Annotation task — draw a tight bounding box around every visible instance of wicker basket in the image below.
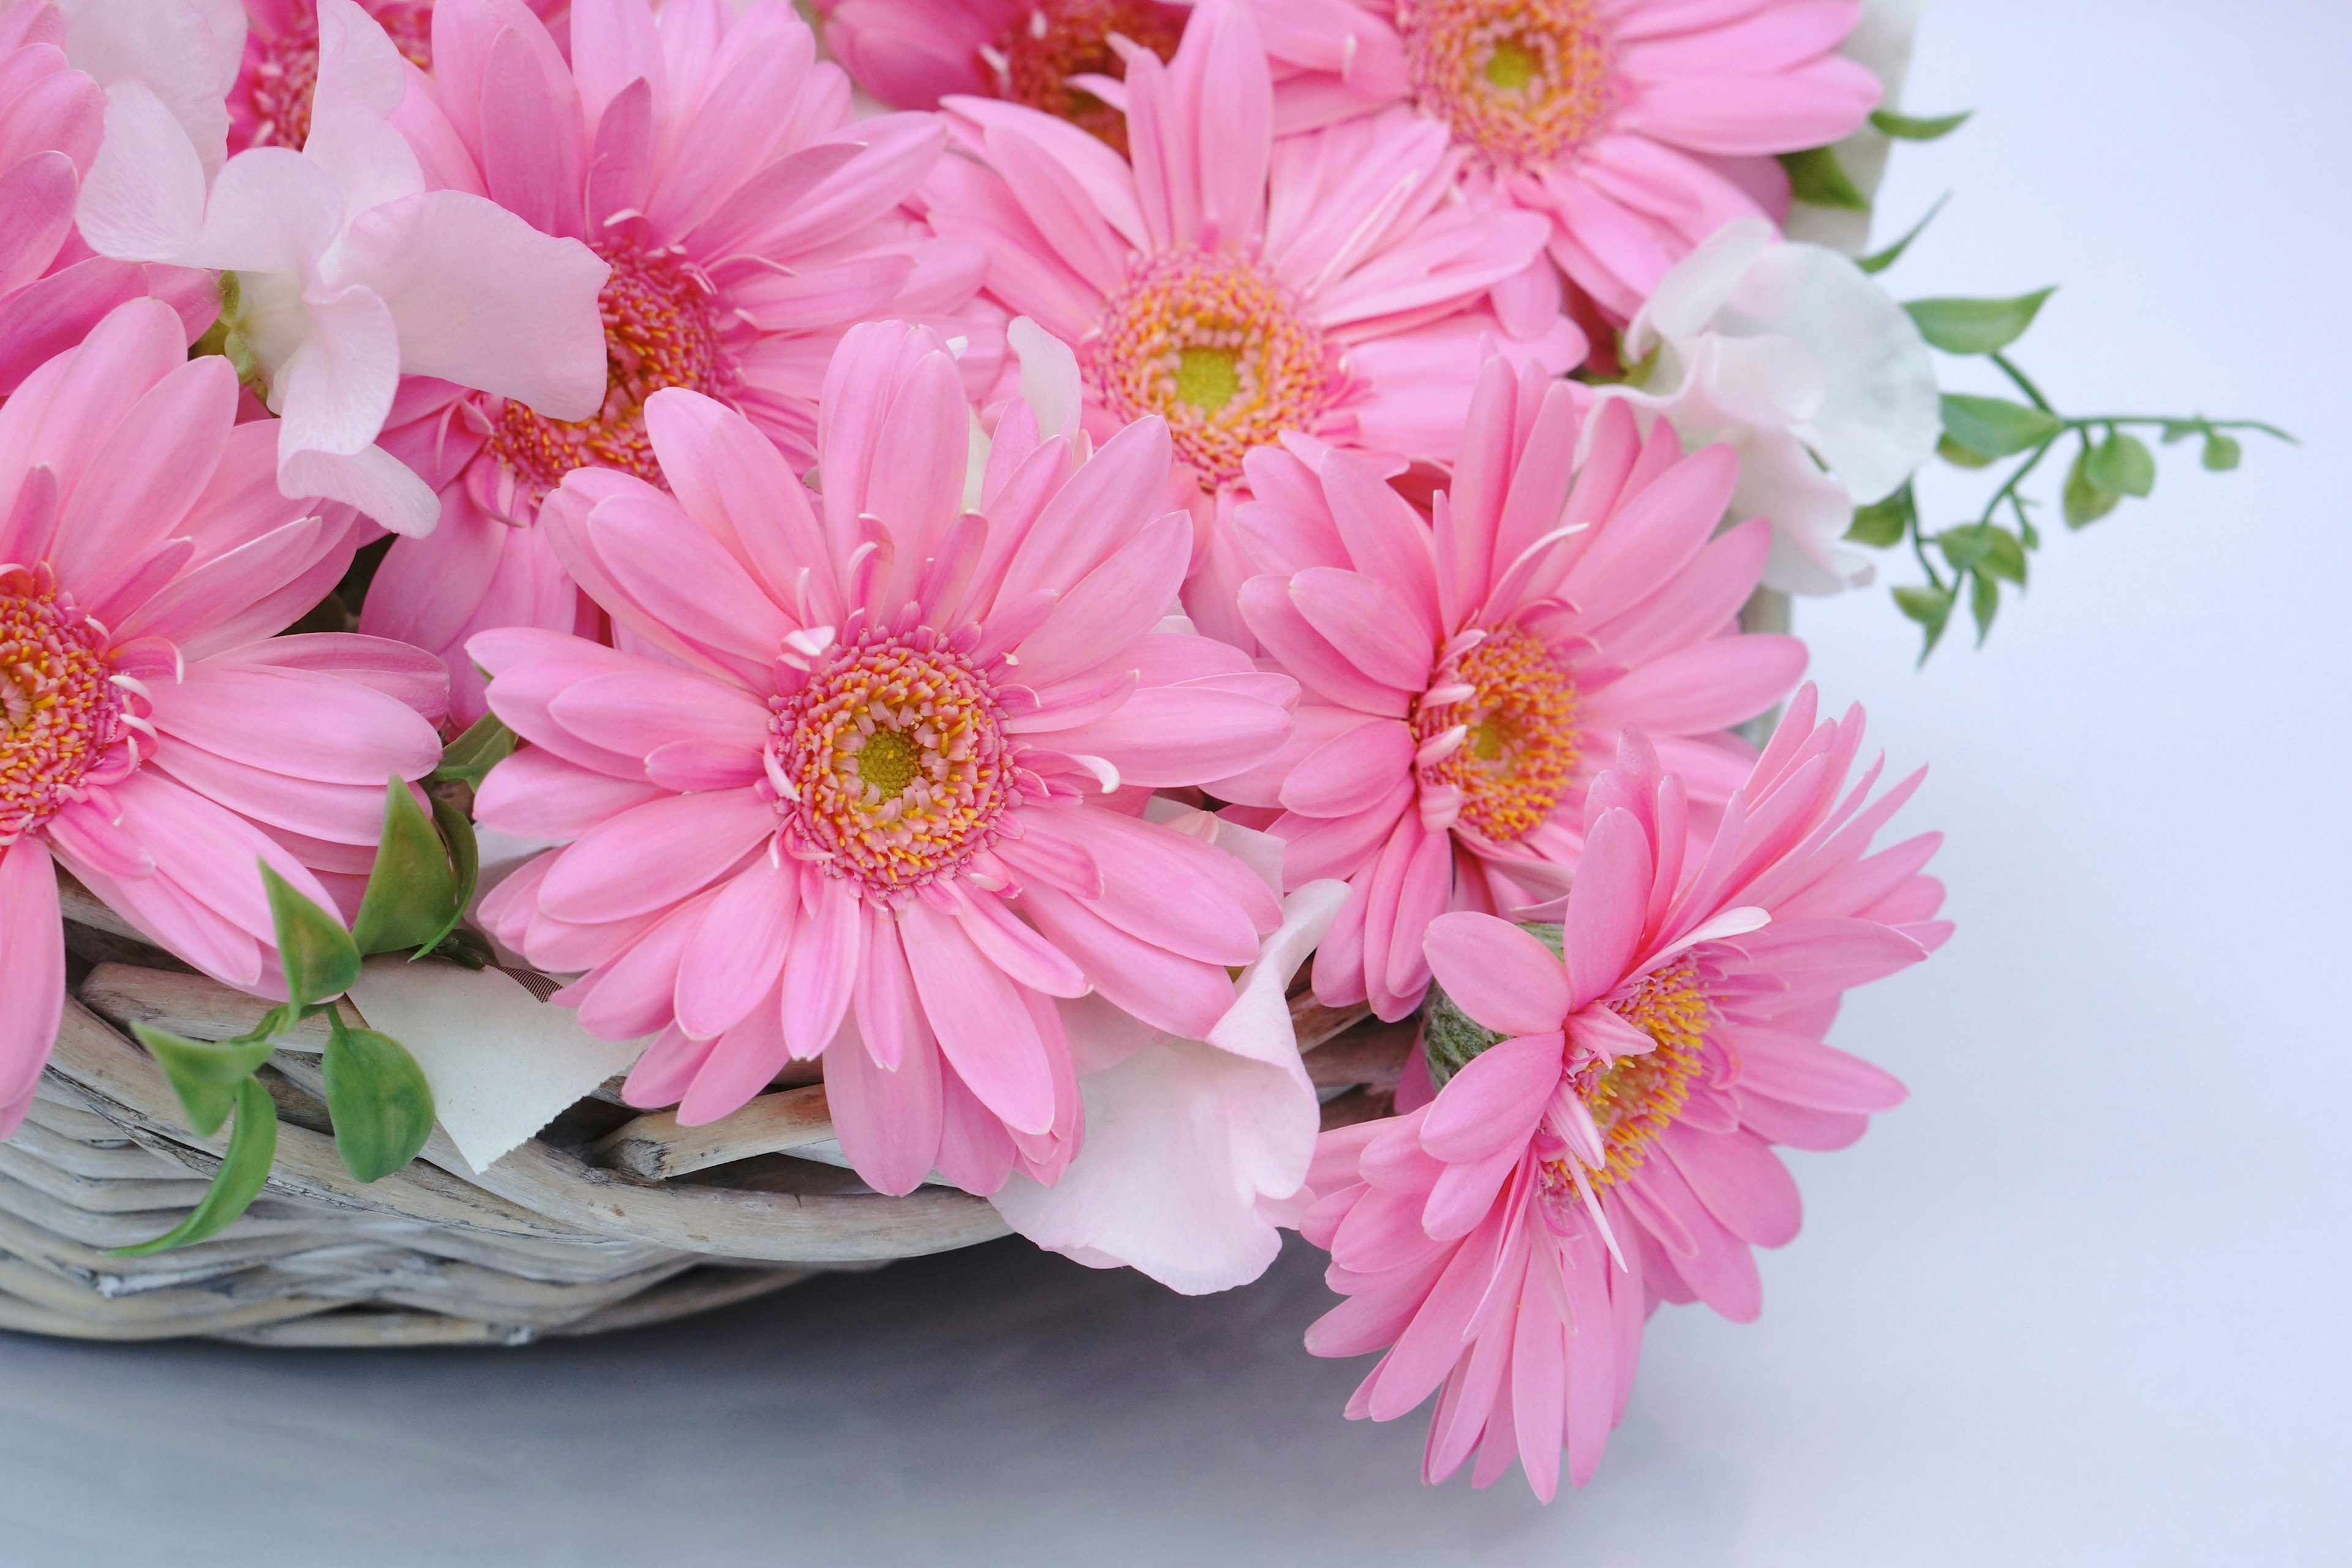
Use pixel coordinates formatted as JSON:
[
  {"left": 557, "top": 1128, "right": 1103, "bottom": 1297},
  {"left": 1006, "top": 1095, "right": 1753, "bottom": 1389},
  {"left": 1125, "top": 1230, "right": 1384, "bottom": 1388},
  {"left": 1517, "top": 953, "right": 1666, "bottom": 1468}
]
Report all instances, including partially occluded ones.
[{"left": 6, "top": 882, "right": 1404, "bottom": 1347}]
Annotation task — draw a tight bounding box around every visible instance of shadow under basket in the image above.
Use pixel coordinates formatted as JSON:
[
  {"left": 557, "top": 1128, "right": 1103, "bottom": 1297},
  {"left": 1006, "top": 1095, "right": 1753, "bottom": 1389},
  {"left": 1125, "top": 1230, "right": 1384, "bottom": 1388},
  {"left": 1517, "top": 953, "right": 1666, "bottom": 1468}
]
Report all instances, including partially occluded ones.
[{"left": 5, "top": 888, "right": 1409, "bottom": 1348}]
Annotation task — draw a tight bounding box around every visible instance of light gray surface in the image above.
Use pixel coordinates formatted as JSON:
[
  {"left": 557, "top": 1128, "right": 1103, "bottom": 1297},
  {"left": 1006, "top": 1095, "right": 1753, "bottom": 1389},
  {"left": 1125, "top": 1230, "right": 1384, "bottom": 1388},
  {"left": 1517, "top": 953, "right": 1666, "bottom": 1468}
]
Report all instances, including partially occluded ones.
[{"left": 3, "top": 2, "right": 2346, "bottom": 1562}]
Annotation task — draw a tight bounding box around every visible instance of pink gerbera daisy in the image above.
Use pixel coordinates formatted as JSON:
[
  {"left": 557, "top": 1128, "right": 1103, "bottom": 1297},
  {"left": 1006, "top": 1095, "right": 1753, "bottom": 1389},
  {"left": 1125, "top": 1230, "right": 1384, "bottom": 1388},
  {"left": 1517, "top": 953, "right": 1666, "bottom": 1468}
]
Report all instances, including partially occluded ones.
[
  {"left": 0, "top": 2, "right": 216, "bottom": 395},
  {"left": 1208, "top": 356, "right": 1804, "bottom": 1019},
  {"left": 1300, "top": 690, "right": 1949, "bottom": 1498},
  {"left": 819, "top": 0, "right": 1185, "bottom": 154},
  {"left": 356, "top": 0, "right": 992, "bottom": 723},
  {"left": 472, "top": 320, "right": 1295, "bottom": 1197},
  {"left": 0, "top": 300, "right": 448, "bottom": 1133},
  {"left": 922, "top": 0, "right": 1584, "bottom": 644},
  {"left": 1246, "top": 0, "right": 1882, "bottom": 320}
]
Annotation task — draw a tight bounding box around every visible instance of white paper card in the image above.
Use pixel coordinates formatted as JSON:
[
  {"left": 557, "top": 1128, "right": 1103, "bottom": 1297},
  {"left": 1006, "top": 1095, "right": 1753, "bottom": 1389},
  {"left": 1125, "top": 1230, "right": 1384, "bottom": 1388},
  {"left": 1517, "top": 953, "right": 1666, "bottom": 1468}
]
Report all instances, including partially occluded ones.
[{"left": 347, "top": 958, "right": 649, "bottom": 1172}]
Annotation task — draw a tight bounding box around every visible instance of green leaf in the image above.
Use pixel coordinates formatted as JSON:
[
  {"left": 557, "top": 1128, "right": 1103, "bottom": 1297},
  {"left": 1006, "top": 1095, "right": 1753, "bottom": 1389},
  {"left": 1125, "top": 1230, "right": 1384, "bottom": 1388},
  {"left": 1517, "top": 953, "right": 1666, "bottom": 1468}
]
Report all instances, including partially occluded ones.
[
  {"left": 1858, "top": 194, "right": 1949, "bottom": 276},
  {"left": 2160, "top": 420, "right": 2202, "bottom": 445},
  {"left": 417, "top": 791, "right": 483, "bottom": 958},
  {"left": 132, "top": 1021, "right": 277, "bottom": 1138},
  {"left": 1893, "top": 583, "right": 1956, "bottom": 659},
  {"left": 2203, "top": 432, "right": 2243, "bottom": 471},
  {"left": 1846, "top": 483, "right": 1915, "bottom": 546},
  {"left": 351, "top": 778, "right": 459, "bottom": 957},
  {"left": 1871, "top": 107, "right": 1973, "bottom": 141},
  {"left": 111, "top": 1076, "right": 278, "bottom": 1256},
  {"left": 1969, "top": 570, "right": 2000, "bottom": 644},
  {"left": 1979, "top": 526, "right": 2028, "bottom": 585},
  {"left": 2086, "top": 432, "right": 2157, "bottom": 497},
  {"left": 1941, "top": 394, "right": 2064, "bottom": 458},
  {"left": 429, "top": 712, "right": 518, "bottom": 788},
  {"left": 1779, "top": 145, "right": 1869, "bottom": 211},
  {"left": 2064, "top": 446, "right": 2123, "bottom": 528},
  {"left": 1937, "top": 522, "right": 1996, "bottom": 576},
  {"left": 261, "top": 862, "right": 361, "bottom": 1008},
  {"left": 1937, "top": 432, "right": 1997, "bottom": 470},
  {"left": 1904, "top": 289, "right": 2055, "bottom": 355},
  {"left": 323, "top": 1018, "right": 437, "bottom": 1182}
]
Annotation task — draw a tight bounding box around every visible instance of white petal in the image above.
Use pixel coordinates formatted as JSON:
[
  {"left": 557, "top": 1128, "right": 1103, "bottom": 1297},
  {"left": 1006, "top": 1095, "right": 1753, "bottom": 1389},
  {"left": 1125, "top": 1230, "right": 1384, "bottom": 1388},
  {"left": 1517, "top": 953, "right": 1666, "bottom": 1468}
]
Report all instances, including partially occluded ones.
[
  {"left": 1205, "top": 879, "right": 1349, "bottom": 1070},
  {"left": 58, "top": 0, "right": 242, "bottom": 177},
  {"left": 273, "top": 281, "right": 399, "bottom": 456},
  {"left": 1623, "top": 215, "right": 1775, "bottom": 361},
  {"left": 277, "top": 441, "right": 441, "bottom": 538},
  {"left": 1008, "top": 315, "right": 1082, "bottom": 441},
  {"left": 1736, "top": 428, "right": 1876, "bottom": 597},
  {"left": 182, "top": 148, "right": 344, "bottom": 275},
  {"left": 75, "top": 80, "right": 207, "bottom": 262},
  {"left": 333, "top": 190, "right": 611, "bottom": 419},
  {"left": 303, "top": 0, "right": 425, "bottom": 217},
  {"left": 1721, "top": 244, "right": 1940, "bottom": 503}
]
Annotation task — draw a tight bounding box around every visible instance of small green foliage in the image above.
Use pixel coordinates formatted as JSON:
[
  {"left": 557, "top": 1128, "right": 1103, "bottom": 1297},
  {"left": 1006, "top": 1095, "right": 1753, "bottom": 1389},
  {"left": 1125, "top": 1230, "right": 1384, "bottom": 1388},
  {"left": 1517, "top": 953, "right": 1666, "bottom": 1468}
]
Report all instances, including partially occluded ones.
[
  {"left": 2063, "top": 444, "right": 2123, "bottom": 527},
  {"left": 1942, "top": 394, "right": 2065, "bottom": 458},
  {"left": 421, "top": 791, "right": 483, "bottom": 959},
  {"left": 1779, "top": 145, "right": 1869, "bottom": 211},
  {"left": 1905, "top": 289, "right": 2056, "bottom": 355},
  {"left": 262, "top": 863, "right": 361, "bottom": 1008},
  {"left": 352, "top": 778, "right": 460, "bottom": 957},
  {"left": 1858, "top": 195, "right": 1949, "bottom": 276},
  {"left": 132, "top": 1022, "right": 278, "bottom": 1138},
  {"left": 429, "top": 712, "right": 519, "bottom": 788},
  {"left": 1969, "top": 569, "right": 2000, "bottom": 645},
  {"left": 1893, "top": 584, "right": 1956, "bottom": 658},
  {"left": 2085, "top": 432, "right": 2157, "bottom": 497},
  {"left": 322, "top": 1017, "right": 436, "bottom": 1183},
  {"left": 1847, "top": 483, "right": 1915, "bottom": 546},
  {"left": 2203, "top": 433, "right": 2242, "bottom": 471},
  {"left": 1871, "top": 107, "right": 1973, "bottom": 141},
  {"left": 111, "top": 1077, "right": 279, "bottom": 1256},
  {"left": 1937, "top": 432, "right": 1997, "bottom": 469}
]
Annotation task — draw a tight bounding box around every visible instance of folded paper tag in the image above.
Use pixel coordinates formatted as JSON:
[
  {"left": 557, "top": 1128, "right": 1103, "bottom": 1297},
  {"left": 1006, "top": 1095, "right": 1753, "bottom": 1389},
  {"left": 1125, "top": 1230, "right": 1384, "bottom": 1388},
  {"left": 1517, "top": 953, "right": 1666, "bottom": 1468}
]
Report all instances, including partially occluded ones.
[{"left": 347, "top": 958, "right": 647, "bottom": 1172}]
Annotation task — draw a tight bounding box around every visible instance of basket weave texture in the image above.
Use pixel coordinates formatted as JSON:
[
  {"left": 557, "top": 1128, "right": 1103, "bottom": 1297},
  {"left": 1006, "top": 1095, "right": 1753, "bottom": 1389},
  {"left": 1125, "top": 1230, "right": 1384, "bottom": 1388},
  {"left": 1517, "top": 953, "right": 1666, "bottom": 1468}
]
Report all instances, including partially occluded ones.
[{"left": 8, "top": 886, "right": 1403, "bottom": 1347}]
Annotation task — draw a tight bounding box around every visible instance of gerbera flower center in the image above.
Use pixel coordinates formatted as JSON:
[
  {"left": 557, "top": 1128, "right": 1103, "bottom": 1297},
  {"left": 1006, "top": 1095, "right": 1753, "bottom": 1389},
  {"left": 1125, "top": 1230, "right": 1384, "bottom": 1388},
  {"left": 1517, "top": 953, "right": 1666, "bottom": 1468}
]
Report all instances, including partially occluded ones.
[
  {"left": 982, "top": 0, "right": 1183, "bottom": 154},
  {"left": 481, "top": 237, "right": 734, "bottom": 508},
  {"left": 1400, "top": 0, "right": 1618, "bottom": 170},
  {"left": 1414, "top": 624, "right": 1580, "bottom": 844},
  {"left": 243, "top": 1, "right": 435, "bottom": 151},
  {"left": 1090, "top": 248, "right": 1334, "bottom": 484},
  {"left": 0, "top": 568, "right": 125, "bottom": 845},
  {"left": 771, "top": 631, "right": 1018, "bottom": 894},
  {"left": 1563, "top": 957, "right": 1711, "bottom": 1190}
]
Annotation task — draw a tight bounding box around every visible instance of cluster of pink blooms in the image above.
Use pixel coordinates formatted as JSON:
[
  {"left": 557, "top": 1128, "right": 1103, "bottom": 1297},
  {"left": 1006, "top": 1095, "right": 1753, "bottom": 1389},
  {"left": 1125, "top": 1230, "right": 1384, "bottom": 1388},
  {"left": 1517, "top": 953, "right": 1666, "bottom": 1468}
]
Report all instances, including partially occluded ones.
[{"left": 0, "top": 0, "right": 1947, "bottom": 1499}]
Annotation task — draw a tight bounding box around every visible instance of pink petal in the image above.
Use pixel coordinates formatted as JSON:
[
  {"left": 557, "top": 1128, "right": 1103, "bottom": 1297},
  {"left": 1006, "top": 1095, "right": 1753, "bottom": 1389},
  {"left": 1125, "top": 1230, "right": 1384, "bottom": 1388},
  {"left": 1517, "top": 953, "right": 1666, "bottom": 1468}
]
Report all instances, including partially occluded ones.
[
  {"left": 0, "top": 841, "right": 63, "bottom": 1112},
  {"left": 1419, "top": 1031, "right": 1564, "bottom": 1163},
  {"left": 674, "top": 858, "right": 798, "bottom": 1039},
  {"left": 898, "top": 897, "right": 1055, "bottom": 1136},
  {"left": 535, "top": 789, "right": 775, "bottom": 922},
  {"left": 1422, "top": 912, "right": 1569, "bottom": 1035}
]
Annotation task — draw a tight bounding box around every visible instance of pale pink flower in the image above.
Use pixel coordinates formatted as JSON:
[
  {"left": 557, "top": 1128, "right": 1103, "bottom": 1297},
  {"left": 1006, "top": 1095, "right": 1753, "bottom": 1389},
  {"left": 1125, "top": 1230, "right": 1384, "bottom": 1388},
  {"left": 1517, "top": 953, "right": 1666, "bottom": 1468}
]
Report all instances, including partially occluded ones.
[
  {"left": 1301, "top": 691, "right": 1949, "bottom": 1498},
  {"left": 922, "top": 0, "right": 1584, "bottom": 645},
  {"left": 0, "top": 300, "right": 448, "bottom": 1135},
  {"left": 1210, "top": 356, "right": 1804, "bottom": 1020},
  {"left": 354, "top": 0, "right": 995, "bottom": 727},
  {"left": 0, "top": 2, "right": 217, "bottom": 394},
  {"left": 818, "top": 0, "right": 1185, "bottom": 154},
  {"left": 471, "top": 321, "right": 1296, "bottom": 1198},
  {"left": 73, "top": 0, "right": 612, "bottom": 538},
  {"left": 994, "top": 806, "right": 1350, "bottom": 1292},
  {"left": 1245, "top": 0, "right": 1883, "bottom": 321},
  {"left": 227, "top": 0, "right": 555, "bottom": 154}
]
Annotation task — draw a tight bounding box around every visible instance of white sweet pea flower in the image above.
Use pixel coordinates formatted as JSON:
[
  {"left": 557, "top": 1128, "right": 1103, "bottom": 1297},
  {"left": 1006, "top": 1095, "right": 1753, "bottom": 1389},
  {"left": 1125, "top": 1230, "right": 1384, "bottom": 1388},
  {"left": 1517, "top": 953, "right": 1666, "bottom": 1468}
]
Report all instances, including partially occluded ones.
[
  {"left": 1602, "top": 217, "right": 1940, "bottom": 596},
  {"left": 53, "top": 0, "right": 244, "bottom": 178},
  {"left": 72, "top": 0, "right": 608, "bottom": 536},
  {"left": 993, "top": 807, "right": 1351, "bottom": 1294}
]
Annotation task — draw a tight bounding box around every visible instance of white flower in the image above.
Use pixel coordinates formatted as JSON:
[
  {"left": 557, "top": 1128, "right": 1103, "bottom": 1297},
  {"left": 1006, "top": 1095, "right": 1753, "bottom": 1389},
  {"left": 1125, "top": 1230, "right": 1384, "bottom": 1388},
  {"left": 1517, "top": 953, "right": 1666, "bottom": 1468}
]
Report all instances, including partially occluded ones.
[
  {"left": 992, "top": 807, "right": 1351, "bottom": 1294},
  {"left": 1602, "top": 217, "right": 1940, "bottom": 596},
  {"left": 71, "top": 0, "right": 609, "bottom": 536}
]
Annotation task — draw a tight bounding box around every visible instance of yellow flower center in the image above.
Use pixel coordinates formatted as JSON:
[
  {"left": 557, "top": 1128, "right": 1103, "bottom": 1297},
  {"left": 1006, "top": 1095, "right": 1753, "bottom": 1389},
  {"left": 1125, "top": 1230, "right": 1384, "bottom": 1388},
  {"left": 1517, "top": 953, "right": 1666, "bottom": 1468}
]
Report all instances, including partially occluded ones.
[
  {"left": 983, "top": 0, "right": 1183, "bottom": 155},
  {"left": 482, "top": 238, "right": 735, "bottom": 508},
  {"left": 1090, "top": 248, "right": 1335, "bottom": 485},
  {"left": 1559, "top": 958, "right": 1711, "bottom": 1191},
  {"left": 1400, "top": 0, "right": 1618, "bottom": 170},
  {"left": 772, "top": 631, "right": 1018, "bottom": 894},
  {"left": 1414, "top": 625, "right": 1581, "bottom": 844},
  {"left": 0, "top": 568, "right": 125, "bottom": 845}
]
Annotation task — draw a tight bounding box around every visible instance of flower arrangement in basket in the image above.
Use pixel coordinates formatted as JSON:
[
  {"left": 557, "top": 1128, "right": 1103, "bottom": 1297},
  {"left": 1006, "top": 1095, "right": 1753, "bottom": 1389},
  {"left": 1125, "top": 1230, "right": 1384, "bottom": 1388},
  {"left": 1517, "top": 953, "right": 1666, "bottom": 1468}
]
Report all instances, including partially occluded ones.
[{"left": 0, "top": 0, "right": 2283, "bottom": 1499}]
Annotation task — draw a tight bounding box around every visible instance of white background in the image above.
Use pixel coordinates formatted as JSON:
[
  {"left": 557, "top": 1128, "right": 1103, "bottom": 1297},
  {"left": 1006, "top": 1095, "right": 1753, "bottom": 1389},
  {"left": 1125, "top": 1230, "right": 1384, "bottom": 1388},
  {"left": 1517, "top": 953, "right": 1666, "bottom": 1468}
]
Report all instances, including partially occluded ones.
[{"left": 2, "top": 2, "right": 2346, "bottom": 1562}]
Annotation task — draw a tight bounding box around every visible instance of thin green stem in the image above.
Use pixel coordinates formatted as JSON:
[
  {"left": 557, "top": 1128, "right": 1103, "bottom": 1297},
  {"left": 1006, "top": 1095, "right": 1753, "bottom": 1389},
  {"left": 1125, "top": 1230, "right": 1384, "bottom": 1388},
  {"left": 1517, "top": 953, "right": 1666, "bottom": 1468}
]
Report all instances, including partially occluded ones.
[{"left": 1990, "top": 353, "right": 2055, "bottom": 413}]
